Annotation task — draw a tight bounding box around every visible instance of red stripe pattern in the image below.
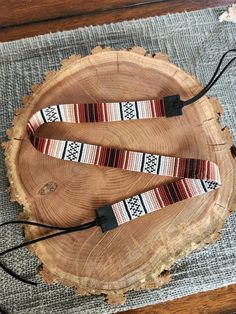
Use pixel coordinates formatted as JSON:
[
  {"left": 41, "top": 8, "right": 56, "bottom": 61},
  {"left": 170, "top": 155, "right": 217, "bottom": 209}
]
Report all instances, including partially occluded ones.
[{"left": 27, "top": 101, "right": 221, "bottom": 226}]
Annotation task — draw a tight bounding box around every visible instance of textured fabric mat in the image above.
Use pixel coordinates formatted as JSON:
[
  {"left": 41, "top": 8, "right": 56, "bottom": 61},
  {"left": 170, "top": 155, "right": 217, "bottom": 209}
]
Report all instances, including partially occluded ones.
[{"left": 0, "top": 5, "right": 236, "bottom": 314}]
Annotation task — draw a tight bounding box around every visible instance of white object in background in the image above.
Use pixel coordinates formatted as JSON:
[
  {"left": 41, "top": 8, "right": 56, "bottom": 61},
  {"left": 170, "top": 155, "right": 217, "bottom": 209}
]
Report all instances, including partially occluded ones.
[{"left": 219, "top": 3, "right": 236, "bottom": 23}]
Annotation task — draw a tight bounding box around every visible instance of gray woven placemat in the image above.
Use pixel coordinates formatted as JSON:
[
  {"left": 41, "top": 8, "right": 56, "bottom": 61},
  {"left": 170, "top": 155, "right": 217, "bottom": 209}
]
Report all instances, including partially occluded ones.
[{"left": 0, "top": 5, "right": 236, "bottom": 314}]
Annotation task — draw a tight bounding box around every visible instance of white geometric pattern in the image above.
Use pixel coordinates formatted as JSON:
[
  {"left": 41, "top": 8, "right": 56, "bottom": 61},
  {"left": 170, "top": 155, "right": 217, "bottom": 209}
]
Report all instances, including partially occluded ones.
[
  {"left": 124, "top": 196, "right": 146, "bottom": 219},
  {"left": 42, "top": 105, "right": 60, "bottom": 122},
  {"left": 143, "top": 154, "right": 159, "bottom": 174},
  {"left": 63, "top": 141, "right": 82, "bottom": 161},
  {"left": 121, "top": 102, "right": 138, "bottom": 120}
]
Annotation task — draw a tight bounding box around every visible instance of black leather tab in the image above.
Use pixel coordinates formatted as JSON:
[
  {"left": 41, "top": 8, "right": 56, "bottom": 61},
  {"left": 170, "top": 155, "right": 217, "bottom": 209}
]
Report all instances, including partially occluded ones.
[
  {"left": 164, "top": 95, "right": 184, "bottom": 117},
  {"left": 96, "top": 204, "right": 118, "bottom": 232}
]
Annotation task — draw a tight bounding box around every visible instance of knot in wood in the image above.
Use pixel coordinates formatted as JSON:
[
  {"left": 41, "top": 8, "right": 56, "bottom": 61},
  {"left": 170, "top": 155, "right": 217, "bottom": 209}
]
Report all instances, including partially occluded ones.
[{"left": 38, "top": 182, "right": 58, "bottom": 195}]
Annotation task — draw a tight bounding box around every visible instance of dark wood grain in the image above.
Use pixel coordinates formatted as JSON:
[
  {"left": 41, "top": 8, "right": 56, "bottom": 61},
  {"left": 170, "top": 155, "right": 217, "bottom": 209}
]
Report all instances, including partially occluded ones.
[
  {"left": 0, "top": 0, "right": 153, "bottom": 26},
  {"left": 0, "top": 0, "right": 233, "bottom": 41},
  {"left": 120, "top": 284, "right": 236, "bottom": 314}
]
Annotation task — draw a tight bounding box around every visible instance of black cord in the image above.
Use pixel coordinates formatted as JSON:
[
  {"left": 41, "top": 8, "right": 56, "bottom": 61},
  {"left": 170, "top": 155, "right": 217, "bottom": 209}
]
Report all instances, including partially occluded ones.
[
  {"left": 0, "top": 219, "right": 97, "bottom": 285},
  {"left": 183, "top": 49, "right": 236, "bottom": 106},
  {"left": 0, "top": 220, "right": 97, "bottom": 257},
  {"left": 0, "top": 260, "right": 37, "bottom": 286}
]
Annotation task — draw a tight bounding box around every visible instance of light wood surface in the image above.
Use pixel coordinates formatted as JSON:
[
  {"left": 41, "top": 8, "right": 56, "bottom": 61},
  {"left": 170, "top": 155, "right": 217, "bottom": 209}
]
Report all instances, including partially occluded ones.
[{"left": 3, "top": 47, "right": 235, "bottom": 304}]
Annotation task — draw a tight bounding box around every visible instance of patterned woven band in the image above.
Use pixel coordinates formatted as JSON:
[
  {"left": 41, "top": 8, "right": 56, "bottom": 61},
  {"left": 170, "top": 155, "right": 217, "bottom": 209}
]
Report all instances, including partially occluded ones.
[{"left": 27, "top": 99, "right": 221, "bottom": 232}]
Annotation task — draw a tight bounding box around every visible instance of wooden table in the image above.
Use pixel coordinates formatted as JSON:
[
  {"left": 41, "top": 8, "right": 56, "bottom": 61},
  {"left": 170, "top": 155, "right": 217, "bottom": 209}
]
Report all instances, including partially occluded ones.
[{"left": 0, "top": 1, "right": 236, "bottom": 313}]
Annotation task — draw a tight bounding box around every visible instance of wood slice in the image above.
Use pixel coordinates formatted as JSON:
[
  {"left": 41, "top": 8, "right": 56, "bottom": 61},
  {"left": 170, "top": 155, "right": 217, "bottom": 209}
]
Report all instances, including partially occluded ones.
[{"left": 3, "top": 46, "right": 236, "bottom": 305}]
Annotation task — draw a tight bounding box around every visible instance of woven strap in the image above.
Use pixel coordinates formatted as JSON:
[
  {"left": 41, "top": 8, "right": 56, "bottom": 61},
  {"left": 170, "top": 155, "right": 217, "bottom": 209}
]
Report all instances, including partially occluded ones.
[
  {"left": 27, "top": 100, "right": 221, "bottom": 231},
  {"left": 2, "top": 50, "right": 234, "bottom": 286}
]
